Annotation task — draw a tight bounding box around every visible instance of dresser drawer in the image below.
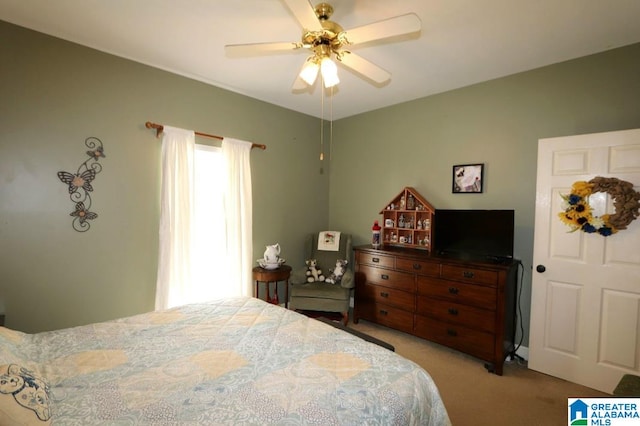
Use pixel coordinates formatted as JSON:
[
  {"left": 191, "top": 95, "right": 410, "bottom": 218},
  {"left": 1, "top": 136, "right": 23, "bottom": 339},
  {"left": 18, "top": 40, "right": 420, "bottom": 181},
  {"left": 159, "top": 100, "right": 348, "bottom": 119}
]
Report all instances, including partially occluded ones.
[
  {"left": 358, "top": 282, "right": 415, "bottom": 310},
  {"left": 441, "top": 264, "right": 498, "bottom": 287},
  {"left": 414, "top": 316, "right": 495, "bottom": 361},
  {"left": 417, "top": 276, "right": 496, "bottom": 309},
  {"left": 357, "top": 251, "right": 394, "bottom": 268},
  {"left": 358, "top": 265, "right": 415, "bottom": 292},
  {"left": 356, "top": 300, "right": 414, "bottom": 333},
  {"left": 416, "top": 296, "right": 495, "bottom": 333},
  {"left": 395, "top": 257, "right": 439, "bottom": 277}
]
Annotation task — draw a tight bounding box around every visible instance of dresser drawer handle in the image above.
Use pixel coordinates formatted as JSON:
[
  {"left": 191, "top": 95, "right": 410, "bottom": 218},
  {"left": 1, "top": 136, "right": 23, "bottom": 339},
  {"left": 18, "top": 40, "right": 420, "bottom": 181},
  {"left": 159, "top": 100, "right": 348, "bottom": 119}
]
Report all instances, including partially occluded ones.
[
  {"left": 463, "top": 271, "right": 475, "bottom": 279},
  {"left": 372, "top": 257, "right": 380, "bottom": 263},
  {"left": 448, "top": 308, "right": 459, "bottom": 315},
  {"left": 448, "top": 287, "right": 459, "bottom": 295},
  {"left": 380, "top": 292, "right": 389, "bottom": 298},
  {"left": 379, "top": 309, "right": 388, "bottom": 316},
  {"left": 381, "top": 274, "right": 389, "bottom": 280},
  {"left": 447, "top": 329, "right": 458, "bottom": 337},
  {"left": 413, "top": 263, "right": 421, "bottom": 270}
]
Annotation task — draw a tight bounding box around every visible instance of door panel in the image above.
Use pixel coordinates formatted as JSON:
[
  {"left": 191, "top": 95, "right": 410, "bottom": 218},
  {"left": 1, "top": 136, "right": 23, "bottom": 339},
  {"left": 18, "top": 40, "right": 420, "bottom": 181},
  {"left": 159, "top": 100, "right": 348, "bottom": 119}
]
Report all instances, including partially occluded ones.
[
  {"left": 544, "top": 281, "right": 581, "bottom": 355},
  {"left": 600, "top": 290, "right": 640, "bottom": 369}
]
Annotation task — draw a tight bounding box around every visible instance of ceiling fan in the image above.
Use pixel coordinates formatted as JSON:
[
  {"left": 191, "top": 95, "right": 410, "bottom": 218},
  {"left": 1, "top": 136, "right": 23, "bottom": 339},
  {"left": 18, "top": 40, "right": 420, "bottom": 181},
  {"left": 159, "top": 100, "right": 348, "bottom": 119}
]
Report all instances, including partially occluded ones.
[{"left": 225, "top": 0, "right": 421, "bottom": 89}]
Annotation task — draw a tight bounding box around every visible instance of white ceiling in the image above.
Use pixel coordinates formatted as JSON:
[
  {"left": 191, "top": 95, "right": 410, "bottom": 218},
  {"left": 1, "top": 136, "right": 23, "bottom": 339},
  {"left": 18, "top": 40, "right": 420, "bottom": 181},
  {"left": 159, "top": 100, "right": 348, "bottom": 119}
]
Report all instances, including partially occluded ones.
[{"left": 2, "top": 0, "right": 640, "bottom": 119}]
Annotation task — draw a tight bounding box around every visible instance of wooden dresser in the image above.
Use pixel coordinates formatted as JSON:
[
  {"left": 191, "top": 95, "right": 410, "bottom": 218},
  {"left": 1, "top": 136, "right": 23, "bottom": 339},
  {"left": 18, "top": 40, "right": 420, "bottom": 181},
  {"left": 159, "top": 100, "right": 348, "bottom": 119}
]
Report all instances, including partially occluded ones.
[{"left": 353, "top": 245, "right": 518, "bottom": 375}]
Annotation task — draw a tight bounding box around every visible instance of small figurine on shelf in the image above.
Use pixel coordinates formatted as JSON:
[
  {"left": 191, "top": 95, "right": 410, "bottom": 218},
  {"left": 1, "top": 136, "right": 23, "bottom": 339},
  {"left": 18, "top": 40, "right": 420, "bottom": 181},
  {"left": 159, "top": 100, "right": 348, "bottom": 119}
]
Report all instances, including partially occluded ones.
[
  {"left": 372, "top": 220, "right": 381, "bottom": 249},
  {"left": 400, "top": 195, "right": 406, "bottom": 209},
  {"left": 398, "top": 214, "right": 405, "bottom": 228},
  {"left": 407, "top": 194, "right": 415, "bottom": 210}
]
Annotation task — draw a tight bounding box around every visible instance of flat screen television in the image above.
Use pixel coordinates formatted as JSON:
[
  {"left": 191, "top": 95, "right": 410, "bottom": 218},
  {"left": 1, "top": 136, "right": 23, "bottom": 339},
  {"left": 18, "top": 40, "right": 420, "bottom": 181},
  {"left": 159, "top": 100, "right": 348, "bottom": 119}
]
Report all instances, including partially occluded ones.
[{"left": 434, "top": 209, "right": 515, "bottom": 262}]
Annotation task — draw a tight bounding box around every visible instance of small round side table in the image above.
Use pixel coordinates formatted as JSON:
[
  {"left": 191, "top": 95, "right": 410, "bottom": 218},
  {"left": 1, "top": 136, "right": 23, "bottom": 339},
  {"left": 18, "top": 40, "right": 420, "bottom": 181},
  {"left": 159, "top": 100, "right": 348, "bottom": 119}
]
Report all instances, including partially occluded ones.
[{"left": 252, "top": 264, "right": 292, "bottom": 308}]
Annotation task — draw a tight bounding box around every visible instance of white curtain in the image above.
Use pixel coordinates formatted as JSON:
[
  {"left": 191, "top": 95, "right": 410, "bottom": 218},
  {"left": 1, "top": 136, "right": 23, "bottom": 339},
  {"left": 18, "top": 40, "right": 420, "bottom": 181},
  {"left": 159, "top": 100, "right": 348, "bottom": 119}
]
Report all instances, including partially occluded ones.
[
  {"left": 155, "top": 128, "right": 254, "bottom": 310},
  {"left": 155, "top": 126, "right": 195, "bottom": 310},
  {"left": 221, "top": 138, "right": 253, "bottom": 297}
]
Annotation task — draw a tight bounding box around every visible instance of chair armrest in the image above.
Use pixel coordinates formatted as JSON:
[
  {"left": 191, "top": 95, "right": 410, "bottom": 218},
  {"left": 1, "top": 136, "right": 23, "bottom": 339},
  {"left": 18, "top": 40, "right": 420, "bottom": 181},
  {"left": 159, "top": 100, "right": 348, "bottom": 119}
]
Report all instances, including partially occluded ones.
[
  {"left": 339, "top": 270, "right": 355, "bottom": 289},
  {"left": 290, "top": 267, "right": 308, "bottom": 285}
]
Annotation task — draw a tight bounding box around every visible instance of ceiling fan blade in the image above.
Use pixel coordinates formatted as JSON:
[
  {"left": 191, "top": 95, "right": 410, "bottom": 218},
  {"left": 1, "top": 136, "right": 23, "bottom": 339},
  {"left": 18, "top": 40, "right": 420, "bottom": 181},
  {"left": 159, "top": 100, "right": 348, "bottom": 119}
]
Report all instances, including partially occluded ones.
[
  {"left": 282, "top": 0, "right": 323, "bottom": 32},
  {"left": 343, "top": 13, "right": 421, "bottom": 45},
  {"left": 224, "top": 41, "right": 301, "bottom": 57},
  {"left": 338, "top": 52, "right": 391, "bottom": 84}
]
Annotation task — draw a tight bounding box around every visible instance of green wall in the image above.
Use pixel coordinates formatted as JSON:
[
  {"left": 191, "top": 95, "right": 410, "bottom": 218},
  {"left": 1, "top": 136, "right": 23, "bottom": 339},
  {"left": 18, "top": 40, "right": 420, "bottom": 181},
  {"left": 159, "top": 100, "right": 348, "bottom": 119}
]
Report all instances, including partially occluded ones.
[
  {"left": 329, "top": 43, "right": 640, "bottom": 347},
  {"left": 2, "top": 20, "right": 640, "bottom": 348},
  {"left": 0, "top": 21, "right": 328, "bottom": 332}
]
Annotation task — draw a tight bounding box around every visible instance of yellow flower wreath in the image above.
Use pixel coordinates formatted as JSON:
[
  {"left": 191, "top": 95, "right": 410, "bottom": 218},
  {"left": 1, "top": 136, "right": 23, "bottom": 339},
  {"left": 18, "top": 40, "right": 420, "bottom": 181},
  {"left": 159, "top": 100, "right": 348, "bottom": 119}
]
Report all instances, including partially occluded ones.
[{"left": 559, "top": 177, "right": 640, "bottom": 236}]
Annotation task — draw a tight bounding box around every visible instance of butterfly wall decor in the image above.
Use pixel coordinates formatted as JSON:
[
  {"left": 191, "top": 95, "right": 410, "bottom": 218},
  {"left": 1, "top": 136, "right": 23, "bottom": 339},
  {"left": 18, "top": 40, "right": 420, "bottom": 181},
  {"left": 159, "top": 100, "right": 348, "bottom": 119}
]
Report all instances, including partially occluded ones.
[{"left": 57, "top": 137, "right": 106, "bottom": 232}]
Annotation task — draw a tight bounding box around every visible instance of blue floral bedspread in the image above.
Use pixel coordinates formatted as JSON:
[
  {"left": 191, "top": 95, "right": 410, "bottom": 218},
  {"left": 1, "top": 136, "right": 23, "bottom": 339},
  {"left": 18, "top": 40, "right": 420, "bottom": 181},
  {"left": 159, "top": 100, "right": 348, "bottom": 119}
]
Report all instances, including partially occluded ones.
[{"left": 1, "top": 297, "right": 450, "bottom": 425}]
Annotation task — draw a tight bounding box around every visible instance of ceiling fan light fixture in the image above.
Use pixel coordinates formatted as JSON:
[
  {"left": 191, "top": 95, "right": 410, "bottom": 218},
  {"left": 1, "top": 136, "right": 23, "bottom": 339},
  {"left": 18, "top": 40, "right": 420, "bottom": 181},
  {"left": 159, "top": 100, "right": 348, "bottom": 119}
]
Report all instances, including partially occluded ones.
[
  {"left": 226, "top": 2, "right": 422, "bottom": 91},
  {"left": 299, "top": 58, "right": 320, "bottom": 85},
  {"left": 320, "top": 56, "right": 339, "bottom": 88}
]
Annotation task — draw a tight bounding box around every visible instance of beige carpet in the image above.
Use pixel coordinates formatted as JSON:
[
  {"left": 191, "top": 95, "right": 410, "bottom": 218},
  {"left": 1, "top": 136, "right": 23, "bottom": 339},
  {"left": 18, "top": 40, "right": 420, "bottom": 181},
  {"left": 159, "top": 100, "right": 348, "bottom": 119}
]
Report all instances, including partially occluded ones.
[{"left": 348, "top": 319, "right": 608, "bottom": 425}]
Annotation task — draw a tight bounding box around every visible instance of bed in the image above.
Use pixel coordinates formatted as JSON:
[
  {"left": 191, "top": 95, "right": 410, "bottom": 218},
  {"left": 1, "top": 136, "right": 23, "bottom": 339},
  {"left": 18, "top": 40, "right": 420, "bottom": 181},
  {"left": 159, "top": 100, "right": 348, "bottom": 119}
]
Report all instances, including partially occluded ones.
[{"left": 0, "top": 297, "right": 450, "bottom": 425}]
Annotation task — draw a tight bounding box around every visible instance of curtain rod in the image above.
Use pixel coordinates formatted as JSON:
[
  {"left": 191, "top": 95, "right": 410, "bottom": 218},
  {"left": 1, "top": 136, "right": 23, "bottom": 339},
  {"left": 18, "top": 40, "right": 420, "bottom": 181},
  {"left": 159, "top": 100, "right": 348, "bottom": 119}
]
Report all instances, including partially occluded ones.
[{"left": 145, "top": 121, "right": 266, "bottom": 150}]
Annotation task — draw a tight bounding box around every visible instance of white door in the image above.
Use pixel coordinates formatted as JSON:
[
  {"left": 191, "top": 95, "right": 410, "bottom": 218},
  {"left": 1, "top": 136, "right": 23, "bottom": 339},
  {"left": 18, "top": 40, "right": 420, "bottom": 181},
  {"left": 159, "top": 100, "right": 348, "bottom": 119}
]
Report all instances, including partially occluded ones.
[{"left": 529, "top": 128, "right": 640, "bottom": 393}]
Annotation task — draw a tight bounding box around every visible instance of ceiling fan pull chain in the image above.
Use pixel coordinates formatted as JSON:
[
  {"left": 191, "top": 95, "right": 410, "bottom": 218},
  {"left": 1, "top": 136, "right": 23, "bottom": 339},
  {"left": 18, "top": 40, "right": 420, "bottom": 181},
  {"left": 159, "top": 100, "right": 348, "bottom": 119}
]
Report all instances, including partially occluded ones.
[
  {"left": 320, "top": 77, "right": 324, "bottom": 161},
  {"left": 330, "top": 85, "right": 333, "bottom": 161}
]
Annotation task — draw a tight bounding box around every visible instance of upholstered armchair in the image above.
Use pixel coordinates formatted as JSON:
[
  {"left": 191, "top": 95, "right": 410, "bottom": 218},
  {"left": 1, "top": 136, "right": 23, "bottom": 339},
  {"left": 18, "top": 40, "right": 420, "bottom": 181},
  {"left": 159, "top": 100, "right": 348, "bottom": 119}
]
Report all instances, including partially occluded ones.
[{"left": 289, "top": 232, "right": 354, "bottom": 325}]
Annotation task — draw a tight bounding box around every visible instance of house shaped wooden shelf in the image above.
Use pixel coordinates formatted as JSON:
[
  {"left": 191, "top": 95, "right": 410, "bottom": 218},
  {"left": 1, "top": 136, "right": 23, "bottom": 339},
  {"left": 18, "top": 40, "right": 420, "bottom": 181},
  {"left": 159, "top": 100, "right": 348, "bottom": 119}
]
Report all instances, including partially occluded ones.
[{"left": 379, "top": 187, "right": 435, "bottom": 250}]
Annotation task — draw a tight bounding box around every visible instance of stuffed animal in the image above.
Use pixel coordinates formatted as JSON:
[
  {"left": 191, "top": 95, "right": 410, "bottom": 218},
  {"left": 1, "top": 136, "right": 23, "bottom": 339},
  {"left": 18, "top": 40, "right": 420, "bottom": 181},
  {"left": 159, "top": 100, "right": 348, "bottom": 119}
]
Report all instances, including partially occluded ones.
[
  {"left": 305, "top": 259, "right": 325, "bottom": 282},
  {"left": 325, "top": 259, "right": 348, "bottom": 284}
]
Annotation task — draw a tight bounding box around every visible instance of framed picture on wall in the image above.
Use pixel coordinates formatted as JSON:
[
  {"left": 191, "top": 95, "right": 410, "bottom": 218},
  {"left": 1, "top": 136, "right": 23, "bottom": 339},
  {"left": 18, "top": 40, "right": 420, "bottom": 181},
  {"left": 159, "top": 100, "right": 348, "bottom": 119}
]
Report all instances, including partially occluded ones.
[{"left": 452, "top": 163, "right": 484, "bottom": 193}]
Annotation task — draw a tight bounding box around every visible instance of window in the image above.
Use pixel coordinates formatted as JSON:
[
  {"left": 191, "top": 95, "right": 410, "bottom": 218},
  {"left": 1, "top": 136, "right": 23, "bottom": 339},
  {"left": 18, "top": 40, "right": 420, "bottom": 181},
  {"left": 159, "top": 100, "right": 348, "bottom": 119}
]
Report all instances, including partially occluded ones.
[{"left": 191, "top": 144, "right": 230, "bottom": 300}]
